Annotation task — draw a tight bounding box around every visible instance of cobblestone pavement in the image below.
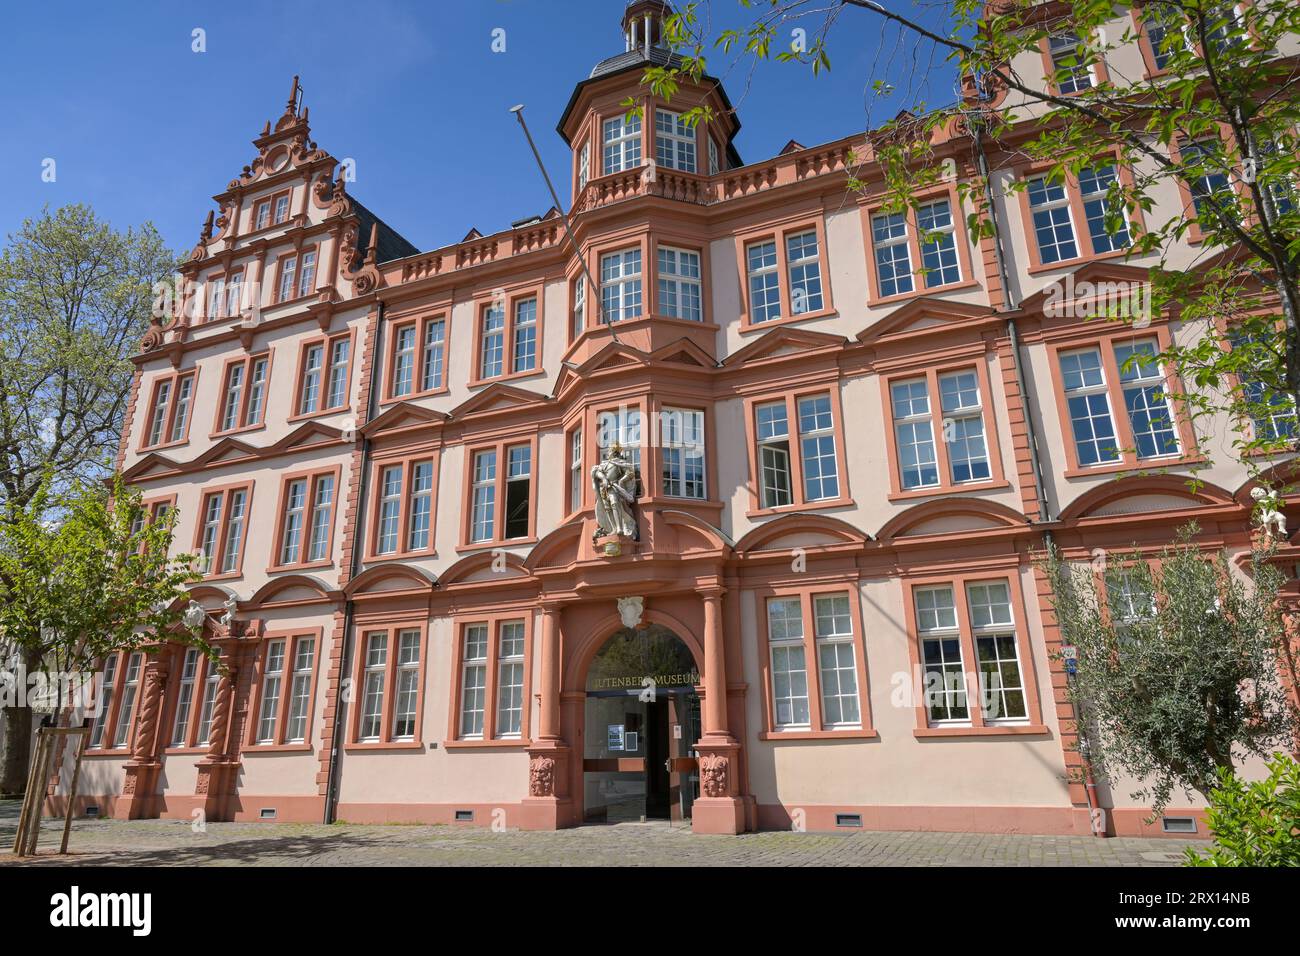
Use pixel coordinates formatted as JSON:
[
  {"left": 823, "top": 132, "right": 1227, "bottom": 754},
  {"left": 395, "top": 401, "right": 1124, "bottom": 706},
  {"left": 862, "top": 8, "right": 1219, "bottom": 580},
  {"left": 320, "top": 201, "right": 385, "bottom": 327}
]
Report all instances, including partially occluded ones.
[{"left": 0, "top": 800, "right": 1199, "bottom": 866}]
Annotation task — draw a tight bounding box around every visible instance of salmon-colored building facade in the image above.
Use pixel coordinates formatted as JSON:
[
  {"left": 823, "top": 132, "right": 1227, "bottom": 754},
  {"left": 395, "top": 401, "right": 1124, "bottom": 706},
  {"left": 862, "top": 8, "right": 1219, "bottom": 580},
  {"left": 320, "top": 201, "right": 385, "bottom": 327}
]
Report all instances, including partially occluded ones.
[{"left": 49, "top": 1, "right": 1297, "bottom": 836}]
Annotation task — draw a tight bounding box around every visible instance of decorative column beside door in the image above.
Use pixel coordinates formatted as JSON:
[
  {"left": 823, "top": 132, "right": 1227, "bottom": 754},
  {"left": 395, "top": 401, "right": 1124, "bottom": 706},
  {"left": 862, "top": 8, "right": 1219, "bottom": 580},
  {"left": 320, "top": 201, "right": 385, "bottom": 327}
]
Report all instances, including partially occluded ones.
[
  {"left": 521, "top": 601, "right": 573, "bottom": 829},
  {"left": 115, "top": 648, "right": 168, "bottom": 819},
  {"left": 691, "top": 588, "right": 745, "bottom": 834}
]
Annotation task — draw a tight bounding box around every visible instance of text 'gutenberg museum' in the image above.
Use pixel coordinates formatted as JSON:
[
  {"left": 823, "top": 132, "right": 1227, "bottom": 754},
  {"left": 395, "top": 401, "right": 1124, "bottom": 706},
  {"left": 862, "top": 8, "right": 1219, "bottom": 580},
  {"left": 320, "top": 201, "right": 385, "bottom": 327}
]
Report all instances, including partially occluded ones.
[{"left": 45, "top": 2, "right": 1299, "bottom": 836}]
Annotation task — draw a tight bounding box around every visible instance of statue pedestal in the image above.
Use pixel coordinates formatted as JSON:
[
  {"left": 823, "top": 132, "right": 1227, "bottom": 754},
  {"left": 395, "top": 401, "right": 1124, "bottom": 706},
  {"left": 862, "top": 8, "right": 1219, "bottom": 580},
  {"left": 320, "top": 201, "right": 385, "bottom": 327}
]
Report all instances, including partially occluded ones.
[{"left": 518, "top": 744, "right": 573, "bottom": 830}]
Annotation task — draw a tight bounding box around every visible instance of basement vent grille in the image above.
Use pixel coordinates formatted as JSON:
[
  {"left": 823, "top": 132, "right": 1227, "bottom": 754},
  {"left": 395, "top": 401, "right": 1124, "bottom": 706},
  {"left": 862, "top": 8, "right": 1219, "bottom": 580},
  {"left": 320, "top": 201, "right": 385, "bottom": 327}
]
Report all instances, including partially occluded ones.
[
  {"left": 84, "top": 805, "right": 100, "bottom": 818},
  {"left": 1161, "top": 816, "right": 1196, "bottom": 834},
  {"left": 454, "top": 810, "right": 475, "bottom": 822},
  {"left": 259, "top": 808, "right": 277, "bottom": 820},
  {"left": 835, "top": 813, "right": 863, "bottom": 828}
]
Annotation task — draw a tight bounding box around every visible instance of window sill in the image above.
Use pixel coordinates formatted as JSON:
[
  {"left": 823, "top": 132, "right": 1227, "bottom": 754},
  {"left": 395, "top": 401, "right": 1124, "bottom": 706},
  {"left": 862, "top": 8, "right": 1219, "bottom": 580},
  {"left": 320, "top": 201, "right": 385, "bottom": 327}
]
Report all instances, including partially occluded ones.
[
  {"left": 267, "top": 559, "right": 335, "bottom": 574},
  {"left": 887, "top": 480, "right": 1010, "bottom": 502},
  {"left": 285, "top": 405, "right": 351, "bottom": 425},
  {"left": 913, "top": 724, "right": 1049, "bottom": 738},
  {"left": 84, "top": 749, "right": 132, "bottom": 758},
  {"left": 344, "top": 741, "right": 426, "bottom": 752},
  {"left": 209, "top": 422, "right": 267, "bottom": 441},
  {"left": 758, "top": 728, "right": 878, "bottom": 741},
  {"left": 163, "top": 747, "right": 209, "bottom": 756},
  {"left": 467, "top": 367, "right": 547, "bottom": 390},
  {"left": 1062, "top": 454, "right": 1205, "bottom": 480},
  {"left": 443, "top": 738, "right": 532, "bottom": 750},
  {"left": 739, "top": 308, "right": 837, "bottom": 334},
  {"left": 379, "top": 386, "right": 450, "bottom": 407},
  {"left": 242, "top": 743, "right": 313, "bottom": 754},
  {"left": 746, "top": 496, "right": 855, "bottom": 519},
  {"left": 456, "top": 537, "right": 537, "bottom": 555},
  {"left": 1026, "top": 247, "right": 1135, "bottom": 277},
  {"left": 198, "top": 570, "right": 244, "bottom": 583},
  {"left": 867, "top": 278, "right": 981, "bottom": 308},
  {"left": 137, "top": 438, "right": 189, "bottom": 454},
  {"left": 362, "top": 549, "right": 436, "bottom": 565}
]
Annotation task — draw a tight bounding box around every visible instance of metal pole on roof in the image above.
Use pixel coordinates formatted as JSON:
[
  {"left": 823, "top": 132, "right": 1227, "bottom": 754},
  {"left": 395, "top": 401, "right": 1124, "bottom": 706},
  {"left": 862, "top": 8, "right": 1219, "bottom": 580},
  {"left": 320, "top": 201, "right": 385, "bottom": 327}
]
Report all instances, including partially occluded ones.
[{"left": 509, "top": 104, "right": 620, "bottom": 345}]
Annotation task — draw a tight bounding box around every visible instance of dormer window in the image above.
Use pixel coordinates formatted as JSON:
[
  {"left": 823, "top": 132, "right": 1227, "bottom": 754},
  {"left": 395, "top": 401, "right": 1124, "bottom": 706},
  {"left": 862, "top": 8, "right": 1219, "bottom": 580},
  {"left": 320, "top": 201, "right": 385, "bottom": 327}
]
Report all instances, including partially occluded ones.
[
  {"left": 603, "top": 114, "right": 642, "bottom": 175},
  {"left": 655, "top": 109, "right": 696, "bottom": 173}
]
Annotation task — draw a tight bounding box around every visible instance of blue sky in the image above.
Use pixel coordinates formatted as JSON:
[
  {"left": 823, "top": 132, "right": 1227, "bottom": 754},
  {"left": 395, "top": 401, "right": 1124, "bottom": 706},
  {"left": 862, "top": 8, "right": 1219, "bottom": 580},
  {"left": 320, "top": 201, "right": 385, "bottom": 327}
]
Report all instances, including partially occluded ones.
[{"left": 0, "top": 0, "right": 959, "bottom": 256}]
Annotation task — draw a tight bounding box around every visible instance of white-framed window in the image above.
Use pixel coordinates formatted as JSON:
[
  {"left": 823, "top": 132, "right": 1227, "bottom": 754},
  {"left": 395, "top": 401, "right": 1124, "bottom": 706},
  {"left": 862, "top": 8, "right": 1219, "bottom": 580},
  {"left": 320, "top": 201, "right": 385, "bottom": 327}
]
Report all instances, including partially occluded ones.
[
  {"left": 407, "top": 461, "right": 434, "bottom": 551},
  {"left": 914, "top": 586, "right": 968, "bottom": 723},
  {"left": 480, "top": 303, "right": 505, "bottom": 379},
  {"left": 459, "top": 624, "right": 489, "bottom": 738},
  {"left": 170, "top": 648, "right": 200, "bottom": 747},
  {"left": 256, "top": 639, "right": 287, "bottom": 743},
  {"left": 746, "top": 240, "right": 781, "bottom": 323},
  {"left": 872, "top": 210, "right": 913, "bottom": 298},
  {"left": 966, "top": 581, "right": 1027, "bottom": 722},
  {"left": 1078, "top": 164, "right": 1130, "bottom": 253},
  {"left": 597, "top": 407, "right": 643, "bottom": 481},
  {"left": 376, "top": 465, "right": 403, "bottom": 554},
  {"left": 326, "top": 337, "right": 350, "bottom": 409},
  {"left": 572, "top": 277, "right": 587, "bottom": 338},
  {"left": 421, "top": 318, "right": 446, "bottom": 392},
  {"left": 814, "top": 594, "right": 860, "bottom": 729},
  {"left": 220, "top": 364, "right": 245, "bottom": 432},
  {"left": 254, "top": 200, "right": 270, "bottom": 231},
  {"left": 206, "top": 276, "right": 225, "bottom": 321},
  {"left": 939, "top": 370, "right": 990, "bottom": 483},
  {"left": 221, "top": 489, "right": 246, "bottom": 574},
  {"left": 392, "top": 629, "right": 421, "bottom": 740},
  {"left": 195, "top": 664, "right": 221, "bottom": 746},
  {"left": 220, "top": 356, "right": 267, "bottom": 433},
  {"left": 569, "top": 428, "right": 584, "bottom": 513},
  {"left": 280, "top": 479, "right": 308, "bottom": 565},
  {"left": 577, "top": 141, "right": 590, "bottom": 191},
  {"left": 767, "top": 597, "right": 810, "bottom": 729},
  {"left": 891, "top": 378, "right": 938, "bottom": 490},
  {"left": 786, "top": 230, "right": 823, "bottom": 315},
  {"left": 1060, "top": 347, "right": 1122, "bottom": 466},
  {"left": 359, "top": 632, "right": 387, "bottom": 742},
  {"left": 656, "top": 246, "right": 702, "bottom": 322},
  {"left": 1180, "top": 138, "right": 1234, "bottom": 219},
  {"left": 513, "top": 297, "right": 537, "bottom": 373},
  {"left": 277, "top": 255, "right": 298, "bottom": 302},
  {"left": 495, "top": 621, "right": 526, "bottom": 738},
  {"left": 470, "top": 450, "right": 497, "bottom": 543},
  {"left": 504, "top": 443, "right": 532, "bottom": 540},
  {"left": 392, "top": 324, "right": 416, "bottom": 396},
  {"left": 299, "top": 344, "right": 323, "bottom": 414},
  {"left": 602, "top": 113, "right": 642, "bottom": 174},
  {"left": 708, "top": 137, "right": 720, "bottom": 175},
  {"left": 285, "top": 637, "right": 316, "bottom": 743},
  {"left": 273, "top": 193, "right": 291, "bottom": 224},
  {"left": 111, "top": 653, "right": 143, "bottom": 749},
  {"left": 224, "top": 273, "right": 244, "bottom": 317},
  {"left": 655, "top": 108, "right": 696, "bottom": 172},
  {"left": 297, "top": 249, "right": 317, "bottom": 298},
  {"left": 90, "top": 655, "right": 120, "bottom": 749},
  {"left": 917, "top": 199, "right": 961, "bottom": 287},
  {"left": 600, "top": 248, "right": 642, "bottom": 323},
  {"left": 660, "top": 407, "right": 705, "bottom": 499},
  {"left": 798, "top": 394, "right": 839, "bottom": 501},
  {"left": 1027, "top": 175, "right": 1079, "bottom": 263},
  {"left": 756, "top": 401, "right": 792, "bottom": 509},
  {"left": 1048, "top": 31, "right": 1093, "bottom": 93},
  {"left": 1114, "top": 339, "right": 1180, "bottom": 458}
]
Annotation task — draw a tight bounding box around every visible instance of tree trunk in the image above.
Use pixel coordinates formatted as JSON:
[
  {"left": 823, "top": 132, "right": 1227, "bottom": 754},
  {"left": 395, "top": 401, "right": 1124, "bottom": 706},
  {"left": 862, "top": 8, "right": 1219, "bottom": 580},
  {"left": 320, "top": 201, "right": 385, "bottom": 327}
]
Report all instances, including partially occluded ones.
[{"left": 0, "top": 647, "right": 41, "bottom": 798}]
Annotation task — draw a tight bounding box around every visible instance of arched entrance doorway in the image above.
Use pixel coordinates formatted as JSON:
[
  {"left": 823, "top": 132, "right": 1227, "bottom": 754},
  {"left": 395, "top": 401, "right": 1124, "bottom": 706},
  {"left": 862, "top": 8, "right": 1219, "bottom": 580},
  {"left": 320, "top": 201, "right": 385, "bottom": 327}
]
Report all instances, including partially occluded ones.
[{"left": 582, "top": 625, "right": 702, "bottom": 824}]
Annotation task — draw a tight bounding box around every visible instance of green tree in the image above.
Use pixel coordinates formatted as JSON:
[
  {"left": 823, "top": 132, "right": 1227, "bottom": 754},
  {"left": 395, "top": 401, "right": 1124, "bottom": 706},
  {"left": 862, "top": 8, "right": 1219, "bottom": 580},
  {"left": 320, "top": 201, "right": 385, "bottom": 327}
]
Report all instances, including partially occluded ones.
[
  {"left": 646, "top": 0, "right": 1300, "bottom": 468},
  {"left": 0, "top": 475, "right": 205, "bottom": 797},
  {"left": 0, "top": 204, "right": 177, "bottom": 795},
  {"left": 1185, "top": 753, "right": 1300, "bottom": 866},
  {"left": 1042, "top": 525, "right": 1297, "bottom": 812}
]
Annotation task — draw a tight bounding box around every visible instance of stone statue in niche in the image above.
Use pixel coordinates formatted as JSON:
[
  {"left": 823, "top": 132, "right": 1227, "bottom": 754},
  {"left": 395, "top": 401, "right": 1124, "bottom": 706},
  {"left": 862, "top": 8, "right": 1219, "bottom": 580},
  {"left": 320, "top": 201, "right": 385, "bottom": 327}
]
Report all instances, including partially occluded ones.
[{"left": 591, "top": 441, "right": 638, "bottom": 551}]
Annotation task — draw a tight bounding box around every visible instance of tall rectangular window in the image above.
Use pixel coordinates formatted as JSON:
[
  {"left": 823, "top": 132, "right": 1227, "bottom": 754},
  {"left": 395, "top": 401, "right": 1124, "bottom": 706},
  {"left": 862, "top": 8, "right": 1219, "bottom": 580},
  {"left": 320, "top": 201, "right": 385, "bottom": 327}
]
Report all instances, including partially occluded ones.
[
  {"left": 196, "top": 485, "right": 252, "bottom": 576},
  {"left": 218, "top": 355, "right": 269, "bottom": 433},
  {"left": 597, "top": 408, "right": 643, "bottom": 484},
  {"left": 767, "top": 598, "right": 810, "bottom": 729},
  {"left": 221, "top": 489, "right": 247, "bottom": 574},
  {"left": 273, "top": 192, "right": 290, "bottom": 224},
  {"left": 661, "top": 408, "right": 706, "bottom": 499},
  {"left": 939, "top": 370, "right": 990, "bottom": 483},
  {"left": 657, "top": 247, "right": 702, "bottom": 322},
  {"left": 798, "top": 394, "right": 839, "bottom": 502},
  {"left": 256, "top": 639, "right": 286, "bottom": 743},
  {"left": 470, "top": 450, "right": 497, "bottom": 543},
  {"left": 786, "top": 230, "right": 823, "bottom": 315},
  {"left": 359, "top": 632, "right": 388, "bottom": 742},
  {"left": 1143, "top": 5, "right": 1183, "bottom": 71},
  {"left": 421, "top": 317, "right": 446, "bottom": 392},
  {"left": 578, "top": 141, "right": 589, "bottom": 190},
  {"left": 407, "top": 461, "right": 434, "bottom": 551},
  {"left": 195, "top": 665, "right": 221, "bottom": 746},
  {"left": 1115, "top": 339, "right": 1179, "bottom": 458},
  {"left": 1078, "top": 164, "right": 1130, "bottom": 253},
  {"left": 299, "top": 333, "right": 350, "bottom": 415},
  {"left": 513, "top": 297, "right": 537, "bottom": 373},
  {"left": 111, "top": 652, "right": 143, "bottom": 749},
  {"left": 572, "top": 277, "right": 587, "bottom": 338},
  {"left": 1180, "top": 138, "right": 1234, "bottom": 220},
  {"left": 299, "top": 344, "right": 323, "bottom": 414},
  {"left": 1060, "top": 347, "right": 1121, "bottom": 465},
  {"left": 225, "top": 273, "right": 244, "bottom": 317},
  {"left": 392, "top": 324, "right": 416, "bottom": 397},
  {"left": 326, "top": 337, "right": 350, "bottom": 409},
  {"left": 655, "top": 108, "right": 696, "bottom": 172},
  {"left": 144, "top": 372, "right": 195, "bottom": 448},
  {"left": 495, "top": 621, "right": 526, "bottom": 738},
  {"left": 600, "top": 248, "right": 642, "bottom": 323},
  {"left": 814, "top": 594, "right": 860, "bottom": 728},
  {"left": 872, "top": 211, "right": 913, "bottom": 297},
  {"left": 966, "top": 581, "right": 1027, "bottom": 721},
  {"left": 392, "top": 629, "right": 421, "bottom": 740},
  {"left": 281, "top": 638, "right": 315, "bottom": 743},
  {"left": 746, "top": 240, "right": 781, "bottom": 323},
  {"left": 459, "top": 624, "right": 489, "bottom": 738},
  {"left": 917, "top": 199, "right": 961, "bottom": 287},
  {"left": 278, "top": 471, "right": 335, "bottom": 566},
  {"left": 602, "top": 113, "right": 642, "bottom": 174},
  {"left": 376, "top": 465, "right": 403, "bottom": 555},
  {"left": 708, "top": 137, "right": 720, "bottom": 175},
  {"left": 915, "top": 587, "right": 968, "bottom": 722},
  {"left": 170, "top": 648, "right": 200, "bottom": 747},
  {"left": 1027, "top": 175, "right": 1079, "bottom": 264},
  {"left": 756, "top": 401, "right": 792, "bottom": 509},
  {"left": 480, "top": 303, "right": 505, "bottom": 379},
  {"left": 504, "top": 444, "right": 532, "bottom": 540},
  {"left": 296, "top": 249, "right": 317, "bottom": 298},
  {"left": 206, "top": 275, "right": 226, "bottom": 321},
  {"left": 569, "top": 428, "right": 584, "bottom": 513},
  {"left": 277, "top": 255, "right": 298, "bottom": 303},
  {"left": 1048, "top": 31, "right": 1092, "bottom": 93},
  {"left": 90, "top": 655, "right": 119, "bottom": 749},
  {"left": 891, "top": 378, "right": 938, "bottom": 490}
]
